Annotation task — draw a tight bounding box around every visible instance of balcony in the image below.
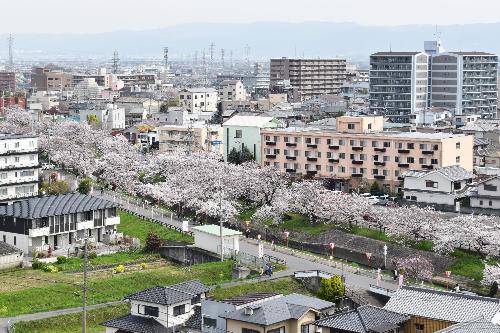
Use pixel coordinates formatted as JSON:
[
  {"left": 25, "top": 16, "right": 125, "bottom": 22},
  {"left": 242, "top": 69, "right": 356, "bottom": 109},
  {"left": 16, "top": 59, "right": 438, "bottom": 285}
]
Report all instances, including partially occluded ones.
[
  {"left": 286, "top": 169, "right": 297, "bottom": 173},
  {"left": 374, "top": 161, "right": 386, "bottom": 166},
  {"left": 352, "top": 160, "right": 364, "bottom": 165},
  {"left": 374, "top": 147, "right": 386, "bottom": 153},
  {"left": 328, "top": 158, "right": 339, "bottom": 163},
  {"left": 29, "top": 227, "right": 50, "bottom": 238},
  {"left": 422, "top": 165, "right": 434, "bottom": 170},
  {"left": 329, "top": 145, "right": 340, "bottom": 150},
  {"left": 422, "top": 150, "right": 434, "bottom": 155},
  {"left": 397, "top": 176, "right": 404, "bottom": 181},
  {"left": 306, "top": 144, "right": 318, "bottom": 149},
  {"left": 307, "top": 157, "right": 318, "bottom": 162},
  {"left": 374, "top": 175, "right": 386, "bottom": 180},
  {"left": 398, "top": 163, "right": 409, "bottom": 168},
  {"left": 285, "top": 156, "right": 297, "bottom": 160},
  {"left": 265, "top": 154, "right": 276, "bottom": 159},
  {"left": 398, "top": 149, "right": 410, "bottom": 154},
  {"left": 77, "top": 220, "right": 93, "bottom": 231},
  {"left": 306, "top": 170, "right": 317, "bottom": 175},
  {"left": 0, "top": 148, "right": 38, "bottom": 156},
  {"left": 285, "top": 142, "right": 297, "bottom": 147},
  {"left": 0, "top": 163, "right": 40, "bottom": 171},
  {"left": 105, "top": 216, "right": 120, "bottom": 226},
  {"left": 352, "top": 146, "right": 364, "bottom": 151},
  {"left": 265, "top": 141, "right": 277, "bottom": 146},
  {"left": 351, "top": 173, "right": 363, "bottom": 178}
]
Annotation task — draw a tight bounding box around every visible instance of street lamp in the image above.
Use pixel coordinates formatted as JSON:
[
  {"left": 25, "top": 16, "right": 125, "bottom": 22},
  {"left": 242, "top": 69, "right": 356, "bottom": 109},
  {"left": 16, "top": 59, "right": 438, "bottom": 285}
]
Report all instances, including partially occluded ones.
[{"left": 383, "top": 244, "right": 388, "bottom": 269}]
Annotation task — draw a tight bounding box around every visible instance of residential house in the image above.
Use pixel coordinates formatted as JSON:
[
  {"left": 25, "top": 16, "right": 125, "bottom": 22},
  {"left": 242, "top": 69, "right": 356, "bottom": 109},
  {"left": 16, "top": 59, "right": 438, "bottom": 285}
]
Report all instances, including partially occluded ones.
[
  {"left": 221, "top": 293, "right": 335, "bottom": 333},
  {"left": 0, "top": 134, "right": 39, "bottom": 203},
  {"left": 470, "top": 175, "right": 500, "bottom": 210},
  {"left": 179, "top": 88, "right": 218, "bottom": 121},
  {"left": 435, "top": 319, "right": 500, "bottom": 332},
  {"left": 401, "top": 165, "right": 474, "bottom": 206},
  {"left": 0, "top": 193, "right": 120, "bottom": 255},
  {"left": 315, "top": 305, "right": 409, "bottom": 333},
  {"left": 0, "top": 241, "right": 23, "bottom": 270},
  {"left": 102, "top": 280, "right": 210, "bottom": 333},
  {"left": 158, "top": 123, "right": 223, "bottom": 155},
  {"left": 384, "top": 286, "right": 500, "bottom": 333},
  {"left": 79, "top": 104, "right": 126, "bottom": 130},
  {"left": 223, "top": 115, "right": 282, "bottom": 163},
  {"left": 218, "top": 80, "right": 247, "bottom": 101}
]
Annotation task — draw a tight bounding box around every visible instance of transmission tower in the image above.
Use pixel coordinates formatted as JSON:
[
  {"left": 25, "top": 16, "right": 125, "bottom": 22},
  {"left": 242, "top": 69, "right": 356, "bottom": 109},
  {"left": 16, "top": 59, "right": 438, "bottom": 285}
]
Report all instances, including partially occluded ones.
[
  {"left": 7, "top": 34, "right": 13, "bottom": 69},
  {"left": 112, "top": 51, "right": 120, "bottom": 74},
  {"left": 209, "top": 42, "right": 215, "bottom": 62},
  {"left": 221, "top": 49, "right": 225, "bottom": 68},
  {"left": 244, "top": 45, "right": 251, "bottom": 65},
  {"left": 163, "top": 47, "right": 169, "bottom": 69}
]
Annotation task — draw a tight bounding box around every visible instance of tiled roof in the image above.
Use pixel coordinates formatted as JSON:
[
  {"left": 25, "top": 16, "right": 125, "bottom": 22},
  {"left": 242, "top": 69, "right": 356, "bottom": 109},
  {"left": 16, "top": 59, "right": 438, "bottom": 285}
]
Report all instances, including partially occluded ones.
[
  {"left": 125, "top": 280, "right": 209, "bottom": 306},
  {"left": 0, "top": 193, "right": 118, "bottom": 219},
  {"left": 221, "top": 294, "right": 334, "bottom": 326},
  {"left": 436, "top": 319, "right": 500, "bottom": 332},
  {"left": 0, "top": 241, "right": 22, "bottom": 256},
  {"left": 402, "top": 165, "right": 474, "bottom": 182},
  {"left": 384, "top": 286, "right": 500, "bottom": 323},
  {"left": 222, "top": 293, "right": 280, "bottom": 306},
  {"left": 315, "top": 305, "right": 409, "bottom": 333},
  {"left": 101, "top": 314, "right": 167, "bottom": 333}
]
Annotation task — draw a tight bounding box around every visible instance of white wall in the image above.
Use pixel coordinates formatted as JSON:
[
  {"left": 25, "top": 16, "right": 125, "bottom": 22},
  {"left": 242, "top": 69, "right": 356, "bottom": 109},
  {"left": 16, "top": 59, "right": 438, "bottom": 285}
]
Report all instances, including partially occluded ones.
[
  {"left": 193, "top": 231, "right": 239, "bottom": 255},
  {"left": 0, "top": 231, "right": 29, "bottom": 253},
  {"left": 0, "top": 252, "right": 23, "bottom": 270}
]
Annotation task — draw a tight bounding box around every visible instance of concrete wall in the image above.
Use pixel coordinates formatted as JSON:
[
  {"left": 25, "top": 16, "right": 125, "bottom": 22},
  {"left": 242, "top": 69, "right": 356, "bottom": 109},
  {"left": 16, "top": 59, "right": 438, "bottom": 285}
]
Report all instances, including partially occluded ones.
[
  {"left": 0, "top": 252, "right": 23, "bottom": 269},
  {"left": 159, "top": 246, "right": 219, "bottom": 265},
  {"left": 0, "top": 231, "right": 29, "bottom": 253}
]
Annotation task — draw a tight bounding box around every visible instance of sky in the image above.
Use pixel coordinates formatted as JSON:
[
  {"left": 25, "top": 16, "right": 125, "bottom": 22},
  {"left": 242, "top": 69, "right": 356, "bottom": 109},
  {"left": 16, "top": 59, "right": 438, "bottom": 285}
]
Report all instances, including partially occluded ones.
[{"left": 3, "top": 0, "right": 500, "bottom": 34}]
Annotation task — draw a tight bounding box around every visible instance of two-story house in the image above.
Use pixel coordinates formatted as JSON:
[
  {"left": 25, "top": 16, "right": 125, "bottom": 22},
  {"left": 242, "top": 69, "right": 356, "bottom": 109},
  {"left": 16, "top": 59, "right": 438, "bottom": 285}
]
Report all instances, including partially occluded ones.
[
  {"left": 102, "top": 280, "right": 210, "bottom": 333},
  {"left": 0, "top": 193, "right": 120, "bottom": 255},
  {"left": 401, "top": 165, "right": 474, "bottom": 206},
  {"left": 470, "top": 175, "right": 500, "bottom": 210}
]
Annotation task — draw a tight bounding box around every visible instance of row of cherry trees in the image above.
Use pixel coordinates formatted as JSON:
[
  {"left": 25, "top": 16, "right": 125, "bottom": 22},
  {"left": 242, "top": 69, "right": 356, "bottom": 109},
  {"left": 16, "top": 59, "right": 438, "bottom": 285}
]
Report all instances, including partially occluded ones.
[{"left": 2, "top": 108, "right": 500, "bottom": 283}]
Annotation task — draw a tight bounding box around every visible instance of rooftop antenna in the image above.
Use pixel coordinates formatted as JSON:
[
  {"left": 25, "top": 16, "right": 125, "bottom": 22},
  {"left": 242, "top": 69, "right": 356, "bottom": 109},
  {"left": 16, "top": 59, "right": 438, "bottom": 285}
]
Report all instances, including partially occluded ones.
[
  {"left": 163, "top": 47, "right": 169, "bottom": 69},
  {"left": 8, "top": 34, "right": 13, "bottom": 70},
  {"left": 112, "top": 50, "right": 119, "bottom": 74}
]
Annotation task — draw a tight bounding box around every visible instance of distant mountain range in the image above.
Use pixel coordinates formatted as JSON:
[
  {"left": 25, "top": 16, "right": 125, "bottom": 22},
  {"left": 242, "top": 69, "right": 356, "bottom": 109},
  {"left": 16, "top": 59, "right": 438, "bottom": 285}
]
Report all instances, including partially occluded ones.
[{"left": 2, "top": 21, "right": 500, "bottom": 63}]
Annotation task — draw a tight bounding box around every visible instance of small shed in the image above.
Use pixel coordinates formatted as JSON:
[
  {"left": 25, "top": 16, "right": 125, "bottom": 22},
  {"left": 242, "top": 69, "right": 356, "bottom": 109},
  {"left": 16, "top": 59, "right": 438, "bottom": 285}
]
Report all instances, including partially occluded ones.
[
  {"left": 191, "top": 225, "right": 242, "bottom": 256},
  {"left": 0, "top": 241, "right": 23, "bottom": 270}
]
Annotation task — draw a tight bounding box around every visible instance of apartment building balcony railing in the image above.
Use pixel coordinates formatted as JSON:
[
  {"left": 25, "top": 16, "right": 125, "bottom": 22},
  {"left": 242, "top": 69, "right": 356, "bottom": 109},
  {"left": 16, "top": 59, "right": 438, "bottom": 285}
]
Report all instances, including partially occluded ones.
[
  {"left": 77, "top": 220, "right": 94, "bottom": 231},
  {"left": 285, "top": 156, "right": 297, "bottom": 160},
  {"left": 329, "top": 145, "right": 340, "bottom": 150},
  {"left": 0, "top": 191, "right": 37, "bottom": 201},
  {"left": 29, "top": 227, "right": 50, "bottom": 238},
  {"left": 422, "top": 165, "right": 434, "bottom": 170},
  {"left": 374, "top": 147, "right": 386, "bottom": 153},
  {"left": 352, "top": 160, "right": 364, "bottom": 165},
  {"left": 0, "top": 163, "right": 40, "bottom": 171},
  {"left": 306, "top": 143, "right": 318, "bottom": 148},
  {"left": 285, "top": 142, "right": 297, "bottom": 147},
  {"left": 374, "top": 175, "right": 386, "bottom": 180},
  {"left": 265, "top": 154, "right": 277, "bottom": 159},
  {"left": 374, "top": 161, "right": 386, "bottom": 166},
  {"left": 105, "top": 216, "right": 120, "bottom": 226},
  {"left": 306, "top": 170, "right": 317, "bottom": 175},
  {"left": 306, "top": 157, "right": 318, "bottom": 162},
  {"left": 351, "top": 173, "right": 363, "bottom": 178},
  {"left": 0, "top": 148, "right": 38, "bottom": 156},
  {"left": 265, "top": 141, "right": 277, "bottom": 146},
  {"left": 286, "top": 169, "right": 297, "bottom": 173},
  {"left": 398, "top": 163, "right": 410, "bottom": 168},
  {"left": 352, "top": 146, "right": 364, "bottom": 151},
  {"left": 328, "top": 158, "right": 340, "bottom": 163},
  {"left": 0, "top": 177, "right": 38, "bottom": 186},
  {"left": 398, "top": 149, "right": 410, "bottom": 154}
]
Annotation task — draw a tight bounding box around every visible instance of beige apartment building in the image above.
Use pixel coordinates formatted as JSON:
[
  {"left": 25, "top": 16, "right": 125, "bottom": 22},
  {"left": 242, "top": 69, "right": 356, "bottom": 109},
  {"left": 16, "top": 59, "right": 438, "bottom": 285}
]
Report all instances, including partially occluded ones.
[
  {"left": 158, "top": 123, "right": 224, "bottom": 155},
  {"left": 260, "top": 116, "right": 473, "bottom": 192}
]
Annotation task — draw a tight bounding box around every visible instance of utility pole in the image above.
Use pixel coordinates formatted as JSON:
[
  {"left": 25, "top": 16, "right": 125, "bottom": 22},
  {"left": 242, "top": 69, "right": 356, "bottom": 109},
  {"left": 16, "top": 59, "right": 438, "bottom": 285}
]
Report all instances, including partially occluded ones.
[
  {"left": 218, "top": 177, "right": 224, "bottom": 262},
  {"left": 82, "top": 235, "right": 88, "bottom": 333},
  {"left": 7, "top": 34, "right": 13, "bottom": 70},
  {"left": 112, "top": 51, "right": 120, "bottom": 74}
]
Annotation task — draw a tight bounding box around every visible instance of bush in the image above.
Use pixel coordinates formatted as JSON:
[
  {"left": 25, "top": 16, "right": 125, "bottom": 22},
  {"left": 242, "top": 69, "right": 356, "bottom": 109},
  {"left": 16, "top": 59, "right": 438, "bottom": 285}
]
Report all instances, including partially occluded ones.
[
  {"left": 88, "top": 251, "right": 98, "bottom": 260},
  {"left": 56, "top": 256, "right": 67, "bottom": 264},
  {"left": 32, "top": 259, "right": 44, "bottom": 270},
  {"left": 42, "top": 265, "right": 58, "bottom": 273},
  {"left": 140, "top": 263, "right": 147, "bottom": 270},
  {"left": 114, "top": 265, "right": 125, "bottom": 274},
  {"left": 317, "top": 276, "right": 345, "bottom": 302},
  {"left": 145, "top": 232, "right": 163, "bottom": 252},
  {"left": 77, "top": 178, "right": 93, "bottom": 195}
]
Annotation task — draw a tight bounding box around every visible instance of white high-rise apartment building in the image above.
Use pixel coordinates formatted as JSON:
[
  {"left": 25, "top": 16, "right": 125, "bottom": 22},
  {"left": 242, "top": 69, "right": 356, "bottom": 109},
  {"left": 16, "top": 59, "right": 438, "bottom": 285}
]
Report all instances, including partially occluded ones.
[
  {"left": 369, "top": 52, "right": 430, "bottom": 123},
  {"left": 0, "top": 134, "right": 39, "bottom": 202}
]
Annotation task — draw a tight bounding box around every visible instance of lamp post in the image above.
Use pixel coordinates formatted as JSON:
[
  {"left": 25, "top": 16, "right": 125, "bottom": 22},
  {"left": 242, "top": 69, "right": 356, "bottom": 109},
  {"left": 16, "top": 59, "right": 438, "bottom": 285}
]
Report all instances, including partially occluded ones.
[
  {"left": 283, "top": 231, "right": 289, "bottom": 248},
  {"left": 329, "top": 242, "right": 335, "bottom": 260},
  {"left": 445, "top": 271, "right": 451, "bottom": 290},
  {"left": 383, "top": 244, "right": 388, "bottom": 269}
]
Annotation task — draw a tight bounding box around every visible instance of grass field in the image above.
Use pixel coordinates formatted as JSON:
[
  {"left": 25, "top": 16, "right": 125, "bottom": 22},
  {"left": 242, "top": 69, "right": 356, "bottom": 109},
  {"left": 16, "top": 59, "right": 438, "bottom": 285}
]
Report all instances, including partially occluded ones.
[
  {"left": 53, "top": 251, "right": 160, "bottom": 271},
  {"left": 13, "top": 277, "right": 311, "bottom": 333},
  {"left": 448, "top": 249, "right": 486, "bottom": 281},
  {"left": 117, "top": 210, "right": 193, "bottom": 243},
  {"left": 13, "top": 303, "right": 129, "bottom": 333},
  {"left": 0, "top": 261, "right": 232, "bottom": 317}
]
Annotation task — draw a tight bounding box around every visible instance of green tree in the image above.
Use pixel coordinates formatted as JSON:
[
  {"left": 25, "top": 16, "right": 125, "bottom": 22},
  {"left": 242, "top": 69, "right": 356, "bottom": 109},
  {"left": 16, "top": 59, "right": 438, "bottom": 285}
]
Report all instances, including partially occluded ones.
[
  {"left": 77, "top": 177, "right": 93, "bottom": 195},
  {"left": 317, "top": 276, "right": 344, "bottom": 302},
  {"left": 227, "top": 147, "right": 241, "bottom": 165},
  {"left": 370, "top": 181, "right": 382, "bottom": 195},
  {"left": 240, "top": 146, "right": 254, "bottom": 163},
  {"left": 355, "top": 179, "right": 370, "bottom": 194},
  {"left": 47, "top": 180, "right": 72, "bottom": 195}
]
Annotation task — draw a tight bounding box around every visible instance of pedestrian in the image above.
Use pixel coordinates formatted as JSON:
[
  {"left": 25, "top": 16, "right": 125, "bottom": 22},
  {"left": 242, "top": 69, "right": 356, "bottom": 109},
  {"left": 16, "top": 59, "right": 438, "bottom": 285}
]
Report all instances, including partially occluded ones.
[
  {"left": 101, "top": 187, "right": 104, "bottom": 196},
  {"left": 393, "top": 268, "right": 398, "bottom": 280},
  {"left": 454, "top": 283, "right": 460, "bottom": 292},
  {"left": 245, "top": 228, "right": 250, "bottom": 239}
]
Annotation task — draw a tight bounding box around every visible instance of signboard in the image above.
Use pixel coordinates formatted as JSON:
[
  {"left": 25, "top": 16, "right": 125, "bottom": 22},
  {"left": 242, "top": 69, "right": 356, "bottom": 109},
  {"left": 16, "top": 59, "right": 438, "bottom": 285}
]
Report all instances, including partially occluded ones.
[
  {"left": 182, "top": 220, "right": 189, "bottom": 232},
  {"left": 211, "top": 140, "right": 222, "bottom": 145}
]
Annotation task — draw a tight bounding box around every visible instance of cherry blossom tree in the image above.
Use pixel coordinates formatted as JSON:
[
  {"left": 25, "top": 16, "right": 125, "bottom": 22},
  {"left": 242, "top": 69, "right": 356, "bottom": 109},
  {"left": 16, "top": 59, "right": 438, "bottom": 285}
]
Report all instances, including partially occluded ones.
[{"left": 396, "top": 255, "right": 434, "bottom": 282}]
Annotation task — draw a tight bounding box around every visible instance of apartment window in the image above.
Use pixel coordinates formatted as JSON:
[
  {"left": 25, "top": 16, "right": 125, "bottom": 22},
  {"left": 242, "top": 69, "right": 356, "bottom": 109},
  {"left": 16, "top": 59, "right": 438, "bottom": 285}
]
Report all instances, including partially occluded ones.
[
  {"left": 395, "top": 156, "right": 400, "bottom": 163},
  {"left": 383, "top": 156, "right": 390, "bottom": 162},
  {"left": 327, "top": 152, "right": 332, "bottom": 158},
  {"left": 305, "top": 164, "right": 310, "bottom": 170},
  {"left": 203, "top": 317, "right": 217, "bottom": 328},
  {"left": 264, "top": 161, "right": 270, "bottom": 166},
  {"left": 360, "top": 154, "right": 366, "bottom": 161},
  {"left": 173, "top": 304, "right": 186, "bottom": 316},
  {"left": 339, "top": 153, "right": 345, "bottom": 159},
  {"left": 235, "top": 130, "right": 242, "bottom": 138},
  {"left": 359, "top": 168, "right": 366, "bottom": 174},
  {"left": 14, "top": 142, "right": 20, "bottom": 148},
  {"left": 283, "top": 136, "right": 289, "bottom": 143},
  {"left": 284, "top": 149, "right": 290, "bottom": 156},
  {"left": 373, "top": 155, "right": 379, "bottom": 161},
  {"left": 395, "top": 170, "right": 400, "bottom": 177},
  {"left": 0, "top": 173, "right": 7, "bottom": 180},
  {"left": 480, "top": 200, "right": 484, "bottom": 206},
  {"left": 431, "top": 159, "right": 438, "bottom": 165},
  {"left": 433, "top": 144, "right": 439, "bottom": 151},
  {"left": 348, "top": 123, "right": 355, "bottom": 129},
  {"left": 327, "top": 138, "right": 332, "bottom": 145},
  {"left": 350, "top": 154, "right": 355, "bottom": 160},
  {"left": 2, "top": 235, "right": 5, "bottom": 242},
  {"left": 305, "top": 151, "right": 311, "bottom": 157},
  {"left": 30, "top": 155, "right": 35, "bottom": 161},
  {"left": 314, "top": 138, "right": 321, "bottom": 144},
  {"left": 294, "top": 150, "right": 299, "bottom": 157},
  {"left": 339, "top": 166, "right": 346, "bottom": 173},
  {"left": 368, "top": 123, "right": 372, "bottom": 130},
  {"left": 419, "top": 158, "right": 427, "bottom": 164},
  {"left": 338, "top": 139, "right": 345, "bottom": 146},
  {"left": 20, "top": 170, "right": 35, "bottom": 177},
  {"left": 360, "top": 140, "right": 366, "bottom": 147},
  {"left": 305, "top": 137, "right": 312, "bottom": 144},
  {"left": 490, "top": 200, "right": 493, "bottom": 206},
  {"left": 419, "top": 143, "right": 428, "bottom": 150},
  {"left": 14, "top": 157, "right": 19, "bottom": 163},
  {"left": 0, "top": 189, "right": 7, "bottom": 196},
  {"left": 456, "top": 142, "right": 461, "bottom": 149},
  {"left": 29, "top": 141, "right": 35, "bottom": 147},
  {"left": 456, "top": 156, "right": 460, "bottom": 163},
  {"left": 372, "top": 169, "right": 379, "bottom": 175},
  {"left": 484, "top": 184, "right": 498, "bottom": 192},
  {"left": 415, "top": 324, "right": 424, "bottom": 332},
  {"left": 13, "top": 236, "right": 16, "bottom": 246},
  {"left": 143, "top": 305, "right": 159, "bottom": 317},
  {"left": 294, "top": 137, "right": 301, "bottom": 143},
  {"left": 407, "top": 143, "right": 414, "bottom": 149},
  {"left": 407, "top": 157, "right": 415, "bottom": 163},
  {"left": 350, "top": 140, "right": 356, "bottom": 146},
  {"left": 383, "top": 169, "right": 389, "bottom": 176},
  {"left": 397, "top": 142, "right": 403, "bottom": 149},
  {"left": 316, "top": 165, "right": 321, "bottom": 171},
  {"left": 351, "top": 167, "right": 357, "bottom": 174},
  {"left": 328, "top": 166, "right": 334, "bottom": 172},
  {"left": 274, "top": 162, "right": 280, "bottom": 168},
  {"left": 372, "top": 141, "right": 379, "bottom": 147},
  {"left": 383, "top": 141, "right": 391, "bottom": 148},
  {"left": 426, "top": 181, "right": 438, "bottom": 188}
]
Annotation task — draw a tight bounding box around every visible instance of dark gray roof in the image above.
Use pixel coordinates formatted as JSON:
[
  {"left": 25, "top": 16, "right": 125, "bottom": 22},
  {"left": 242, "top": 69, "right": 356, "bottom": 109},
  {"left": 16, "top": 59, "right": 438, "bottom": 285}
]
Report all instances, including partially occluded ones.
[
  {"left": 436, "top": 319, "right": 500, "bottom": 332},
  {"left": 101, "top": 314, "right": 167, "bottom": 333},
  {"left": 315, "top": 305, "right": 409, "bottom": 333},
  {"left": 221, "top": 294, "right": 334, "bottom": 326},
  {"left": 0, "top": 193, "right": 118, "bottom": 219},
  {"left": 222, "top": 293, "right": 280, "bottom": 306},
  {"left": 0, "top": 241, "right": 22, "bottom": 256},
  {"left": 125, "top": 280, "right": 209, "bottom": 306},
  {"left": 384, "top": 286, "right": 500, "bottom": 323}
]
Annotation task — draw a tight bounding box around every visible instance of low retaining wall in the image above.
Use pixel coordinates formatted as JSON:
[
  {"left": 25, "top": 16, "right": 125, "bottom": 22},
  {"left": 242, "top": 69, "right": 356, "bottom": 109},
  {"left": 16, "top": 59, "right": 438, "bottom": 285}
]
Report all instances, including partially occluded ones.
[{"left": 159, "top": 245, "right": 219, "bottom": 265}]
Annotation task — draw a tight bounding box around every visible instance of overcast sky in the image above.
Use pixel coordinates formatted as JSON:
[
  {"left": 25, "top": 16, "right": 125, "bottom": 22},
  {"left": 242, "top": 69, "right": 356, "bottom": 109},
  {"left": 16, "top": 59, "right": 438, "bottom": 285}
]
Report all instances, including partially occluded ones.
[{"left": 3, "top": 0, "right": 500, "bottom": 33}]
